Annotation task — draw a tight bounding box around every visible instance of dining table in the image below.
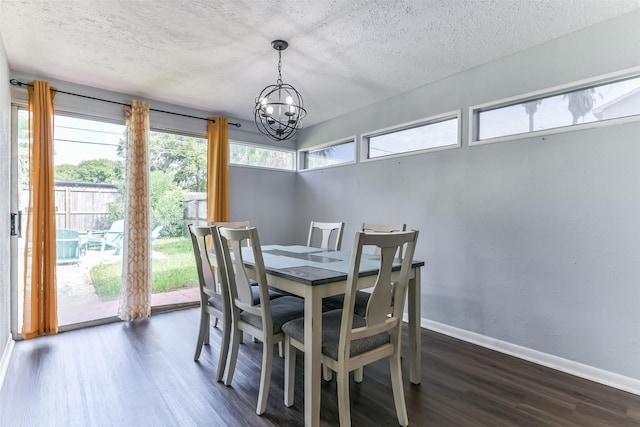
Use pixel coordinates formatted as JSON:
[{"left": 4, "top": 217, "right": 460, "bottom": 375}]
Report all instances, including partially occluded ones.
[{"left": 240, "top": 244, "right": 424, "bottom": 427}]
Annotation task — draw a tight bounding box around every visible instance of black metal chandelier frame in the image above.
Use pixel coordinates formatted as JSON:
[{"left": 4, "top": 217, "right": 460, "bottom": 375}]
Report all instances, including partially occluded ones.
[{"left": 254, "top": 40, "right": 307, "bottom": 141}]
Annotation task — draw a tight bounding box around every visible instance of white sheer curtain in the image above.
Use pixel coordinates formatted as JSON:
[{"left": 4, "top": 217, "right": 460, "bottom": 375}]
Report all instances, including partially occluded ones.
[{"left": 118, "top": 100, "right": 151, "bottom": 320}]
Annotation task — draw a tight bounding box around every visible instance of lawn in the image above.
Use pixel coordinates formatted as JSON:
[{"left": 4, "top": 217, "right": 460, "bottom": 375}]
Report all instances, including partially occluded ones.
[{"left": 91, "top": 237, "right": 198, "bottom": 299}]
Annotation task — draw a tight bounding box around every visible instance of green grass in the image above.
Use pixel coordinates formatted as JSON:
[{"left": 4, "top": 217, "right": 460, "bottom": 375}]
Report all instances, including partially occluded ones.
[{"left": 91, "top": 237, "right": 198, "bottom": 299}]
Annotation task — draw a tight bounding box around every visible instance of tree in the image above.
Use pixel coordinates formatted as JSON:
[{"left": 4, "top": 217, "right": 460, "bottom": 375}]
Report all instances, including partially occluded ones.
[
  {"left": 565, "top": 88, "right": 597, "bottom": 125},
  {"left": 521, "top": 100, "right": 542, "bottom": 132},
  {"left": 230, "top": 144, "right": 293, "bottom": 169},
  {"left": 148, "top": 132, "right": 207, "bottom": 192},
  {"left": 115, "top": 132, "right": 201, "bottom": 237},
  {"left": 17, "top": 111, "right": 30, "bottom": 187},
  {"left": 149, "top": 171, "right": 185, "bottom": 237},
  {"left": 54, "top": 159, "right": 120, "bottom": 184}
]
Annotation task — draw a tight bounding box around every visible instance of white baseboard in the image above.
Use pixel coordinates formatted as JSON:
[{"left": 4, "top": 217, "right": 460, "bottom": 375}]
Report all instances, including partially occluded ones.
[
  {"left": 409, "top": 316, "right": 640, "bottom": 396},
  {"left": 0, "top": 337, "right": 15, "bottom": 393}
]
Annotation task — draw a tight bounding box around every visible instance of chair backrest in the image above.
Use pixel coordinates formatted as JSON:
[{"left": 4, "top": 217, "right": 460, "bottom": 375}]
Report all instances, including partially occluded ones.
[
  {"left": 361, "top": 223, "right": 407, "bottom": 258},
  {"left": 338, "top": 230, "right": 419, "bottom": 359},
  {"left": 307, "top": 221, "right": 345, "bottom": 250},
  {"left": 361, "top": 223, "right": 406, "bottom": 233},
  {"left": 56, "top": 228, "right": 80, "bottom": 261},
  {"left": 211, "top": 221, "right": 252, "bottom": 246},
  {"left": 211, "top": 220, "right": 251, "bottom": 229},
  {"left": 151, "top": 225, "right": 163, "bottom": 240},
  {"left": 108, "top": 219, "right": 125, "bottom": 233},
  {"left": 105, "top": 219, "right": 125, "bottom": 245},
  {"left": 216, "top": 226, "right": 272, "bottom": 327},
  {"left": 188, "top": 224, "right": 227, "bottom": 307}
]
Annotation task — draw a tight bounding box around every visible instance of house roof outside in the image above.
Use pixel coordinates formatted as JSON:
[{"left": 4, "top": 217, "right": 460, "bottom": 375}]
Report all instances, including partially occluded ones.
[
  {"left": 592, "top": 86, "right": 640, "bottom": 120},
  {"left": 54, "top": 180, "right": 117, "bottom": 190}
]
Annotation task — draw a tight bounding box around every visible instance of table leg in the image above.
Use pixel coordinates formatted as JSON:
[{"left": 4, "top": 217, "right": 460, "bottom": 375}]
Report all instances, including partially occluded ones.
[
  {"left": 304, "top": 287, "right": 322, "bottom": 427},
  {"left": 408, "top": 268, "right": 422, "bottom": 384}
]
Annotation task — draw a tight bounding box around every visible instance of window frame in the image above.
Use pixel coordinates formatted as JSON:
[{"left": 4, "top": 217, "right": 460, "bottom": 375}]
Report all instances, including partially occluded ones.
[
  {"left": 228, "top": 140, "right": 297, "bottom": 172},
  {"left": 298, "top": 136, "right": 358, "bottom": 172},
  {"left": 469, "top": 66, "right": 640, "bottom": 147},
  {"left": 360, "top": 110, "right": 461, "bottom": 163}
]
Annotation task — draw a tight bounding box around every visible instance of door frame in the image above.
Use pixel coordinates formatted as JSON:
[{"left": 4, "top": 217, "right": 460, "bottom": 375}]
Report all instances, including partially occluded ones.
[{"left": 10, "top": 103, "right": 24, "bottom": 339}]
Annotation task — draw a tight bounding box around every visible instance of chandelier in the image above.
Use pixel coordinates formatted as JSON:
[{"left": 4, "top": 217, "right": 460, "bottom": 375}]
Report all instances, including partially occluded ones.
[{"left": 254, "top": 40, "right": 307, "bottom": 141}]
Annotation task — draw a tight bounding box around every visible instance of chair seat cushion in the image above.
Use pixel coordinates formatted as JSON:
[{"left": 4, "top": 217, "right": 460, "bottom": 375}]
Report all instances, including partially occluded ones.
[
  {"left": 240, "top": 296, "right": 305, "bottom": 334},
  {"left": 250, "top": 279, "right": 287, "bottom": 300},
  {"left": 207, "top": 295, "right": 224, "bottom": 311},
  {"left": 322, "top": 291, "right": 371, "bottom": 316},
  {"left": 251, "top": 286, "right": 286, "bottom": 304},
  {"left": 282, "top": 309, "right": 390, "bottom": 360}
]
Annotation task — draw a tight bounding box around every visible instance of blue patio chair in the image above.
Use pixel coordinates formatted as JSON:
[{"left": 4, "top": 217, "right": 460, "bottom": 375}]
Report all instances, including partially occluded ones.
[
  {"left": 56, "top": 228, "right": 81, "bottom": 264},
  {"left": 151, "top": 225, "right": 163, "bottom": 241},
  {"left": 86, "top": 219, "right": 124, "bottom": 254}
]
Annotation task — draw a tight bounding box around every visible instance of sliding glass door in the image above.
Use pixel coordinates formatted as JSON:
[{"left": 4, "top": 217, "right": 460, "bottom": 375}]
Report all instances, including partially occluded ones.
[
  {"left": 51, "top": 114, "right": 126, "bottom": 326},
  {"left": 11, "top": 108, "right": 206, "bottom": 334},
  {"left": 12, "top": 107, "right": 126, "bottom": 330}
]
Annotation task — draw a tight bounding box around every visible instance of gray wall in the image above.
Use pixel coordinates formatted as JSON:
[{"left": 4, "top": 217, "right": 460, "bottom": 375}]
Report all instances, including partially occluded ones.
[
  {"left": 0, "top": 31, "right": 12, "bottom": 365},
  {"left": 296, "top": 11, "right": 640, "bottom": 381},
  {"left": 229, "top": 165, "right": 297, "bottom": 245}
]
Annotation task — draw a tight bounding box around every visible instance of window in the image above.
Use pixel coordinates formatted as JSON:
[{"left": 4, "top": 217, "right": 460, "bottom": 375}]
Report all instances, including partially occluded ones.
[
  {"left": 300, "top": 139, "right": 356, "bottom": 170},
  {"left": 363, "top": 114, "right": 459, "bottom": 160},
  {"left": 474, "top": 74, "right": 640, "bottom": 143},
  {"left": 229, "top": 141, "right": 295, "bottom": 171}
]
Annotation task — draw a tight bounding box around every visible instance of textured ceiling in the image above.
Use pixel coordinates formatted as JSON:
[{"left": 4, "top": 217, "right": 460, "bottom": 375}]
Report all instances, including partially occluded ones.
[{"left": 1, "top": 0, "right": 639, "bottom": 126}]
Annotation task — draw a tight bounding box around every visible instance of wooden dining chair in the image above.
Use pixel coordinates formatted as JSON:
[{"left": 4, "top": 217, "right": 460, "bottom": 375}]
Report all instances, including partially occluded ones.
[
  {"left": 323, "top": 223, "right": 408, "bottom": 315},
  {"left": 282, "top": 230, "right": 419, "bottom": 427},
  {"left": 307, "top": 221, "right": 345, "bottom": 250},
  {"left": 216, "top": 226, "right": 305, "bottom": 415},
  {"left": 210, "top": 220, "right": 283, "bottom": 303},
  {"left": 322, "top": 223, "right": 408, "bottom": 382},
  {"left": 188, "top": 225, "right": 231, "bottom": 383}
]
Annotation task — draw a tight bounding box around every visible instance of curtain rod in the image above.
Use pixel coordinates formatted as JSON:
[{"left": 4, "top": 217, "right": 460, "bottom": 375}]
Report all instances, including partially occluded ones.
[{"left": 9, "top": 79, "right": 241, "bottom": 127}]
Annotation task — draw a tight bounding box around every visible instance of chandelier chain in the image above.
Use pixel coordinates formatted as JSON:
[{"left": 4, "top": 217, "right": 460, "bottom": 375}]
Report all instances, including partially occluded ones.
[{"left": 277, "top": 50, "right": 283, "bottom": 84}]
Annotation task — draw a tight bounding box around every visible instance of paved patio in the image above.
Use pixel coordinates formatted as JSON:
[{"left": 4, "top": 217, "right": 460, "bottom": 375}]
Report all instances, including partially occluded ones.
[{"left": 56, "top": 249, "right": 198, "bottom": 326}]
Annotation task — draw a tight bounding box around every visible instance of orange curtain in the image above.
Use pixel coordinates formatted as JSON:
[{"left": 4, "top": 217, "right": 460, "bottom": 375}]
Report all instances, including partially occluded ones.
[
  {"left": 23, "top": 81, "right": 58, "bottom": 339},
  {"left": 207, "top": 117, "right": 229, "bottom": 223},
  {"left": 118, "top": 100, "right": 152, "bottom": 320}
]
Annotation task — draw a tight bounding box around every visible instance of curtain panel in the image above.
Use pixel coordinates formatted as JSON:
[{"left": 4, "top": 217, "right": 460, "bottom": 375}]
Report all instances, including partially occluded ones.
[
  {"left": 206, "top": 116, "right": 229, "bottom": 223},
  {"left": 22, "top": 81, "right": 58, "bottom": 339},
  {"left": 118, "top": 100, "right": 152, "bottom": 321}
]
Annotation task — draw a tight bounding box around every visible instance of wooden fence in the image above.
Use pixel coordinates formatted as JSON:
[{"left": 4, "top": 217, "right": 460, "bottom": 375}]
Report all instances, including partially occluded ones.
[
  {"left": 21, "top": 184, "right": 208, "bottom": 236},
  {"left": 19, "top": 182, "right": 120, "bottom": 233},
  {"left": 183, "top": 192, "right": 207, "bottom": 228},
  {"left": 53, "top": 183, "right": 119, "bottom": 231}
]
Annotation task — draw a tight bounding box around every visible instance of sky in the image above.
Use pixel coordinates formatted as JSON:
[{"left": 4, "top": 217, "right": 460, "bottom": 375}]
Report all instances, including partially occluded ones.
[{"left": 52, "top": 115, "right": 124, "bottom": 166}]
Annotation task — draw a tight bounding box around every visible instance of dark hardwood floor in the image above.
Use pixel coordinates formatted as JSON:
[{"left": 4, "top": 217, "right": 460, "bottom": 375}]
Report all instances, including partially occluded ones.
[{"left": 1, "top": 308, "right": 638, "bottom": 426}]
